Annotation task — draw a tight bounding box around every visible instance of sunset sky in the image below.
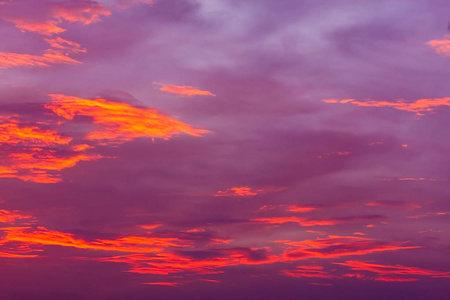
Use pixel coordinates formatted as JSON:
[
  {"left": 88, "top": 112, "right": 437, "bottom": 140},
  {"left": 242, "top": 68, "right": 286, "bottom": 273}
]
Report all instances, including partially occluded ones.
[{"left": 0, "top": 0, "right": 449, "bottom": 299}]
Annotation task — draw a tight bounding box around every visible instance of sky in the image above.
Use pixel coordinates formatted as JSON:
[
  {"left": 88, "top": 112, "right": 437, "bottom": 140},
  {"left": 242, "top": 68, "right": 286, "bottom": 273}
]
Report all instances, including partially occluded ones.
[{"left": 0, "top": 0, "right": 449, "bottom": 299}]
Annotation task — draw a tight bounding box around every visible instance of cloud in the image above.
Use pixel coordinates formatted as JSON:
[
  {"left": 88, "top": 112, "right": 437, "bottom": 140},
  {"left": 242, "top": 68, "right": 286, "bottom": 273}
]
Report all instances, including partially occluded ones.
[
  {"left": 335, "top": 260, "right": 450, "bottom": 280},
  {"left": 280, "top": 236, "right": 419, "bottom": 260},
  {"left": 0, "top": 115, "right": 101, "bottom": 183},
  {"left": 215, "top": 186, "right": 285, "bottom": 197},
  {"left": 155, "top": 83, "right": 216, "bottom": 97},
  {"left": 0, "top": 51, "right": 81, "bottom": 68},
  {"left": 0, "top": 0, "right": 151, "bottom": 68},
  {"left": 0, "top": 209, "right": 33, "bottom": 224},
  {"left": 364, "top": 200, "right": 421, "bottom": 211},
  {"left": 0, "top": 94, "right": 208, "bottom": 183},
  {"left": 284, "top": 205, "right": 317, "bottom": 213},
  {"left": 426, "top": 35, "right": 450, "bottom": 56},
  {"left": 46, "top": 94, "right": 210, "bottom": 143},
  {"left": 144, "top": 282, "right": 181, "bottom": 286},
  {"left": 323, "top": 97, "right": 450, "bottom": 116},
  {"left": 282, "top": 265, "right": 336, "bottom": 279},
  {"left": 251, "top": 215, "right": 385, "bottom": 227}
]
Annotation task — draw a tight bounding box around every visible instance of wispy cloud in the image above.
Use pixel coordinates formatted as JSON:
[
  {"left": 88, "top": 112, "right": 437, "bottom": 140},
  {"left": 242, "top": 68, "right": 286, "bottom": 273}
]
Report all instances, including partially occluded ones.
[
  {"left": 323, "top": 97, "right": 450, "bottom": 116},
  {"left": 335, "top": 260, "right": 450, "bottom": 281},
  {"left": 215, "top": 186, "right": 285, "bottom": 197},
  {"left": 155, "top": 83, "right": 216, "bottom": 97},
  {"left": 280, "top": 236, "right": 419, "bottom": 260}
]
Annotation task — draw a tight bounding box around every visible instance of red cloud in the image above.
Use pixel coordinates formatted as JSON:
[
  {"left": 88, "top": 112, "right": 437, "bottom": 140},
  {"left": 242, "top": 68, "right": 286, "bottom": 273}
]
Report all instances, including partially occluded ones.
[
  {"left": 280, "top": 236, "right": 419, "bottom": 260},
  {"left": 155, "top": 83, "right": 216, "bottom": 97},
  {"left": 251, "top": 215, "right": 383, "bottom": 227},
  {"left": 144, "top": 282, "right": 181, "bottom": 286}
]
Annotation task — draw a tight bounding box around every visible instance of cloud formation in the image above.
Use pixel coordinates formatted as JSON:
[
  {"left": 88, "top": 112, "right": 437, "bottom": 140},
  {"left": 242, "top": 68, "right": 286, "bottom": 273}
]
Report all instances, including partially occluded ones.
[{"left": 0, "top": 94, "right": 208, "bottom": 183}]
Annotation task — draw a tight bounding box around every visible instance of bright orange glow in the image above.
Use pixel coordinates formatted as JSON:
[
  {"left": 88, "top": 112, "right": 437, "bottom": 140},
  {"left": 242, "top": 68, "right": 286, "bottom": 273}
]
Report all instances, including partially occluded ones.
[
  {"left": 155, "top": 83, "right": 216, "bottom": 97},
  {"left": 46, "top": 94, "right": 210, "bottom": 143},
  {"left": 281, "top": 236, "right": 419, "bottom": 260},
  {"left": 426, "top": 35, "right": 450, "bottom": 56},
  {"left": 335, "top": 261, "right": 450, "bottom": 279},
  {"left": 323, "top": 97, "right": 450, "bottom": 116},
  {"left": 0, "top": 166, "right": 18, "bottom": 177}
]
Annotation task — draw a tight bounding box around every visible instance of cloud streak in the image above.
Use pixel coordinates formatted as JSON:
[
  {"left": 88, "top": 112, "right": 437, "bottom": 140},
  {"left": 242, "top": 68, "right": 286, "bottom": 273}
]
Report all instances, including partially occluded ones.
[{"left": 323, "top": 97, "right": 450, "bottom": 116}]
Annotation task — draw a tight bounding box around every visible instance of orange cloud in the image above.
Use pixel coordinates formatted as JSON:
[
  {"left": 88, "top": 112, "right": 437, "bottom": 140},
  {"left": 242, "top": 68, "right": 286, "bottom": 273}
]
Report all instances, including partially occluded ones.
[
  {"left": 0, "top": 209, "right": 33, "bottom": 224},
  {"left": 0, "top": 117, "right": 71, "bottom": 145},
  {"left": 155, "top": 83, "right": 216, "bottom": 97},
  {"left": 46, "top": 94, "right": 210, "bottom": 143},
  {"left": 0, "top": 94, "right": 209, "bottom": 183},
  {"left": 426, "top": 35, "right": 450, "bottom": 56},
  {"left": 12, "top": 20, "right": 66, "bottom": 35},
  {"left": 335, "top": 261, "right": 450, "bottom": 280},
  {"left": 0, "top": 116, "right": 101, "bottom": 183},
  {"left": 323, "top": 97, "right": 450, "bottom": 116},
  {"left": 0, "top": 51, "right": 81, "bottom": 68},
  {"left": 280, "top": 236, "right": 419, "bottom": 260},
  {"left": 1, "top": 225, "right": 190, "bottom": 254}
]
